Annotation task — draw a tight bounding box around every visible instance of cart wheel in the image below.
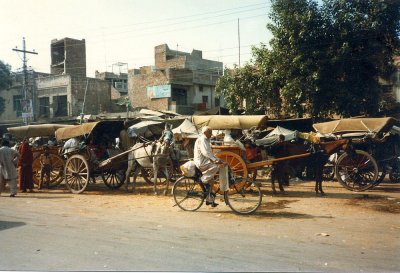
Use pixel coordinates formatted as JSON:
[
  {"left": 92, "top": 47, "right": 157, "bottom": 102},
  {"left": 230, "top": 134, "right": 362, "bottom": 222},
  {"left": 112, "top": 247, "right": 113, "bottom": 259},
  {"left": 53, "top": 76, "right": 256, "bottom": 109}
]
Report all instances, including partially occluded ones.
[
  {"left": 64, "top": 155, "right": 90, "bottom": 194},
  {"left": 32, "top": 154, "right": 65, "bottom": 187},
  {"left": 215, "top": 151, "right": 248, "bottom": 178},
  {"left": 141, "top": 167, "right": 168, "bottom": 185},
  {"left": 101, "top": 167, "right": 126, "bottom": 189},
  {"left": 335, "top": 150, "right": 378, "bottom": 191}
]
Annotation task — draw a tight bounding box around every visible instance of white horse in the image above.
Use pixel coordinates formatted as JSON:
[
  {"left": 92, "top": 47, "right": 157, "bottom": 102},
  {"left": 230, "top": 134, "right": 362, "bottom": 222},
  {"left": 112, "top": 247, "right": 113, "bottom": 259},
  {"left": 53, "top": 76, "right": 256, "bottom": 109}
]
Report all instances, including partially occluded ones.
[{"left": 124, "top": 125, "right": 174, "bottom": 195}]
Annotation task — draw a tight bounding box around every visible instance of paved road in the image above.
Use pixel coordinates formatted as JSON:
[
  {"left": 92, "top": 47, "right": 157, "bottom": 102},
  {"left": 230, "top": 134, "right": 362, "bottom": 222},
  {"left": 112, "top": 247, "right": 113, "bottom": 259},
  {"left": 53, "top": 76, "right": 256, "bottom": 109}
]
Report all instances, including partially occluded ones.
[{"left": 0, "top": 180, "right": 399, "bottom": 272}]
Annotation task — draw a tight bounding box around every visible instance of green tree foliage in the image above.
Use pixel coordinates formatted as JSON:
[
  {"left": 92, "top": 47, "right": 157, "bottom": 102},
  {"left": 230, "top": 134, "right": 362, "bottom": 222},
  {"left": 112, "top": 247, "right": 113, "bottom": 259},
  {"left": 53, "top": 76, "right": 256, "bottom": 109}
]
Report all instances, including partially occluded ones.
[
  {"left": 0, "top": 60, "right": 11, "bottom": 90},
  {"left": 217, "top": 0, "right": 400, "bottom": 119},
  {"left": 323, "top": 0, "right": 400, "bottom": 117},
  {"left": 0, "top": 60, "right": 12, "bottom": 115},
  {"left": 216, "top": 64, "right": 267, "bottom": 114}
]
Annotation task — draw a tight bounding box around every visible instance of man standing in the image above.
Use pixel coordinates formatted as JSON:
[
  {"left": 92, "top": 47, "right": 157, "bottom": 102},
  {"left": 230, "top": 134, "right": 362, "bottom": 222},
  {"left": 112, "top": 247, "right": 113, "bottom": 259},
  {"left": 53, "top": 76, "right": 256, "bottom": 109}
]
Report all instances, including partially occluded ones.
[
  {"left": 193, "top": 126, "right": 223, "bottom": 207},
  {"left": 0, "top": 139, "right": 20, "bottom": 197},
  {"left": 18, "top": 138, "right": 34, "bottom": 192}
]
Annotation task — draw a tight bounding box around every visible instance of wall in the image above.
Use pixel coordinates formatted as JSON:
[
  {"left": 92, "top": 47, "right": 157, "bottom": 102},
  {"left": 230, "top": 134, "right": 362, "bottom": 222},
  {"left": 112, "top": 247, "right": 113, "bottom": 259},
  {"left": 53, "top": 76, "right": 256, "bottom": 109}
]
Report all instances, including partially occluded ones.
[
  {"left": 128, "top": 69, "right": 169, "bottom": 111},
  {"left": 70, "top": 76, "right": 111, "bottom": 116},
  {"left": 35, "top": 75, "right": 111, "bottom": 118}
]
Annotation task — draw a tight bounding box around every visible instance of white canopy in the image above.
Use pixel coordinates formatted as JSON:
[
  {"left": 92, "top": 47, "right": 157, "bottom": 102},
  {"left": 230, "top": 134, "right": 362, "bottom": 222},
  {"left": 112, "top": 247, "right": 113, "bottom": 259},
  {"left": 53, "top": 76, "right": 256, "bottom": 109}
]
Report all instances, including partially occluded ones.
[
  {"left": 255, "top": 126, "right": 297, "bottom": 146},
  {"left": 172, "top": 119, "right": 200, "bottom": 139}
]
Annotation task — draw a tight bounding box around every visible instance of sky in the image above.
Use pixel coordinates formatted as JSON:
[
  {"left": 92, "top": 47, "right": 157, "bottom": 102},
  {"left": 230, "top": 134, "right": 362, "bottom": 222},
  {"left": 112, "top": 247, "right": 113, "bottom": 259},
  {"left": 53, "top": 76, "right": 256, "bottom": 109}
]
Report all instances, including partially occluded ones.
[{"left": 1, "top": 0, "right": 272, "bottom": 77}]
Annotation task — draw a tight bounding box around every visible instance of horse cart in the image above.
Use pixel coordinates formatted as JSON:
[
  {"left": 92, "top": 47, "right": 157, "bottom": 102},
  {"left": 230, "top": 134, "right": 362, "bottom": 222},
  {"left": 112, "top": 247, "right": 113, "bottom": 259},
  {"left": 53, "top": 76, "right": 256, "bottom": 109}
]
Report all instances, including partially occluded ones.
[
  {"left": 193, "top": 115, "right": 383, "bottom": 194},
  {"left": 55, "top": 120, "right": 128, "bottom": 193},
  {"left": 7, "top": 124, "right": 72, "bottom": 187},
  {"left": 313, "top": 117, "right": 400, "bottom": 191}
]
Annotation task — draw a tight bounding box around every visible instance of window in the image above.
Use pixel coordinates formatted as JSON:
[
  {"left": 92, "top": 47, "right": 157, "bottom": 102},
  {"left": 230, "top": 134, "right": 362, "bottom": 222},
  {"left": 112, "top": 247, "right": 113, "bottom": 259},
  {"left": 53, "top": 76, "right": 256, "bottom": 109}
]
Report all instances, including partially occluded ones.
[
  {"left": 199, "top": 86, "right": 203, "bottom": 92},
  {"left": 202, "top": 96, "right": 208, "bottom": 103},
  {"left": 13, "top": 95, "right": 23, "bottom": 117},
  {"left": 39, "top": 97, "right": 50, "bottom": 117},
  {"left": 54, "top": 95, "right": 68, "bottom": 117},
  {"left": 171, "top": 88, "right": 187, "bottom": 105}
]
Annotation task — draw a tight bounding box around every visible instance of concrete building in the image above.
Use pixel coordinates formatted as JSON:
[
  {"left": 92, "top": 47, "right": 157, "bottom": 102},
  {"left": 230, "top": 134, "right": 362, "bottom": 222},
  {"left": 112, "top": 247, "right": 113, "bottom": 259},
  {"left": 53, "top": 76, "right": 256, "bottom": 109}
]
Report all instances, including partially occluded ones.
[
  {"left": 35, "top": 37, "right": 111, "bottom": 121},
  {"left": 128, "top": 44, "right": 224, "bottom": 115},
  {"left": 0, "top": 71, "right": 49, "bottom": 123},
  {"left": 95, "top": 71, "right": 128, "bottom": 99}
]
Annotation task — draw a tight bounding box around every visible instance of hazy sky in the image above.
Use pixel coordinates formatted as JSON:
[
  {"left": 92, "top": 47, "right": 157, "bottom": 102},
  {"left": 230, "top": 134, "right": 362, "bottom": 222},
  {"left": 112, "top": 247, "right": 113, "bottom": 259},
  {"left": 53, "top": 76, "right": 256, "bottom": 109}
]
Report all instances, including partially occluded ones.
[{"left": 1, "top": 0, "right": 272, "bottom": 77}]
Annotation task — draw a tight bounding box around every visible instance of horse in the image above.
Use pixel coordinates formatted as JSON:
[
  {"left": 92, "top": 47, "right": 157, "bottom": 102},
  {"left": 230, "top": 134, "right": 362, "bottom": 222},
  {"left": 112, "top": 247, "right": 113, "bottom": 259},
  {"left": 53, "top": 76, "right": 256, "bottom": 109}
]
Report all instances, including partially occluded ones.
[
  {"left": 268, "top": 136, "right": 348, "bottom": 195},
  {"left": 124, "top": 125, "right": 175, "bottom": 195}
]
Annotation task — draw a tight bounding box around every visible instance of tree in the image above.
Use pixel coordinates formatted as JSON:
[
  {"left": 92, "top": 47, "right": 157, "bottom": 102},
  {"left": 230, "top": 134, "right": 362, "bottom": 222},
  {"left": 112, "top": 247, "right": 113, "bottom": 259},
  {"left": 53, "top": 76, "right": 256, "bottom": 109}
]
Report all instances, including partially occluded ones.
[
  {"left": 0, "top": 60, "right": 12, "bottom": 115},
  {"left": 323, "top": 0, "right": 400, "bottom": 117},
  {"left": 218, "top": 0, "right": 400, "bottom": 119}
]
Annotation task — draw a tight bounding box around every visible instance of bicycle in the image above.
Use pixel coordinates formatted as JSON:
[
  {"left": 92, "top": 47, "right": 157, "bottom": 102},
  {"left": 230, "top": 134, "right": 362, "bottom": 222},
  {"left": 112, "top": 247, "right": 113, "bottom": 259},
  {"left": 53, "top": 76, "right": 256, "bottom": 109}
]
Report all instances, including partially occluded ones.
[{"left": 172, "top": 165, "right": 262, "bottom": 214}]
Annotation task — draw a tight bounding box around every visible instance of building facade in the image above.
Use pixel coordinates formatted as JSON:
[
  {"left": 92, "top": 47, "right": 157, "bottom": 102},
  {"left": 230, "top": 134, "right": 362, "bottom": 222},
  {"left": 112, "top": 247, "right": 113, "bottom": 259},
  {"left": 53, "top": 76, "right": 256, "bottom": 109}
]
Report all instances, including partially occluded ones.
[
  {"left": 128, "top": 44, "right": 224, "bottom": 115},
  {"left": 95, "top": 71, "right": 128, "bottom": 99},
  {"left": 35, "top": 37, "right": 111, "bottom": 121}
]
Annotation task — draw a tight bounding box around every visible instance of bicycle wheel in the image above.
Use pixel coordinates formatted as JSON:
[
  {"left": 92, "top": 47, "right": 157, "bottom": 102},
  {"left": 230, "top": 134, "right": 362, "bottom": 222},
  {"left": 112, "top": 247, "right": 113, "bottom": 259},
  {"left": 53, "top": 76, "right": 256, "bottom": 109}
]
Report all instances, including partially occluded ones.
[
  {"left": 172, "top": 176, "right": 205, "bottom": 211},
  {"left": 335, "top": 150, "right": 378, "bottom": 191},
  {"left": 224, "top": 178, "right": 262, "bottom": 214}
]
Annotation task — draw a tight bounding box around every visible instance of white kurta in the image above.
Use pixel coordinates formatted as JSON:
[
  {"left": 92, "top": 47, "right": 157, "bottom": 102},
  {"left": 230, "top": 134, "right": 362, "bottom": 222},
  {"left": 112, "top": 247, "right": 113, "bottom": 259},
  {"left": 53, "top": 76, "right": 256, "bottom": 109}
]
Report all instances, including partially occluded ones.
[
  {"left": 0, "top": 146, "right": 19, "bottom": 195},
  {"left": 63, "top": 137, "right": 80, "bottom": 153},
  {"left": 194, "top": 134, "right": 219, "bottom": 183}
]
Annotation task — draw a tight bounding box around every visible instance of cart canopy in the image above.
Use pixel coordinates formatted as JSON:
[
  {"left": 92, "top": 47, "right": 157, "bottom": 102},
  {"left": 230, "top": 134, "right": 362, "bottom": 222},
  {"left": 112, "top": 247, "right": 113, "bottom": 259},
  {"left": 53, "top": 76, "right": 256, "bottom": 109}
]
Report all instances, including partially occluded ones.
[
  {"left": 55, "top": 121, "right": 124, "bottom": 141},
  {"left": 8, "top": 124, "right": 73, "bottom": 139},
  {"left": 172, "top": 119, "right": 200, "bottom": 139},
  {"left": 313, "top": 117, "right": 399, "bottom": 135},
  {"left": 255, "top": 126, "right": 297, "bottom": 146},
  {"left": 128, "top": 120, "right": 164, "bottom": 137},
  {"left": 191, "top": 115, "right": 268, "bottom": 130}
]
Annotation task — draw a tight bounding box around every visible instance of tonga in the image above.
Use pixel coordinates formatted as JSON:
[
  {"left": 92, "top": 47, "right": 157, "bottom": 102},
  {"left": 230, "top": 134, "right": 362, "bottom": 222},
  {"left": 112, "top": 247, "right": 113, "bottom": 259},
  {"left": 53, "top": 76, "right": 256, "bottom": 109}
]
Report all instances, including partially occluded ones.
[
  {"left": 7, "top": 124, "right": 73, "bottom": 187},
  {"left": 313, "top": 117, "right": 400, "bottom": 191},
  {"left": 55, "top": 120, "right": 127, "bottom": 193}
]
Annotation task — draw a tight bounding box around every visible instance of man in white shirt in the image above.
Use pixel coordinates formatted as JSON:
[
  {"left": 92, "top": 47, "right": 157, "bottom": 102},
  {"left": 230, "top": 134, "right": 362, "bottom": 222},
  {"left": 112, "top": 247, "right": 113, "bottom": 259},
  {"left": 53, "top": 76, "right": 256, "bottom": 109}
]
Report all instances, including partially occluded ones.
[
  {"left": 194, "top": 126, "right": 223, "bottom": 206},
  {"left": 0, "top": 139, "right": 20, "bottom": 197},
  {"left": 62, "top": 137, "right": 80, "bottom": 154}
]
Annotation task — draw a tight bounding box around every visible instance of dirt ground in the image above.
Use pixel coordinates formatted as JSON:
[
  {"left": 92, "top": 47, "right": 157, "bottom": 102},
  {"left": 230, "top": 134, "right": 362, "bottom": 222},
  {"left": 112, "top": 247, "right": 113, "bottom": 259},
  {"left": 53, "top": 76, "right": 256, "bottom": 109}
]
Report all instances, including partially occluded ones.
[{"left": 1, "top": 176, "right": 400, "bottom": 271}]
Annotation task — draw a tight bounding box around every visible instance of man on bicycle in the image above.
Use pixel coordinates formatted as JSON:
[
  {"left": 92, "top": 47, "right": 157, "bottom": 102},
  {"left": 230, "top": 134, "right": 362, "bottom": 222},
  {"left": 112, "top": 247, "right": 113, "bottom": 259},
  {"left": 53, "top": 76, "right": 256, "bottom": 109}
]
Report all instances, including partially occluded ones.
[{"left": 194, "top": 126, "right": 223, "bottom": 207}]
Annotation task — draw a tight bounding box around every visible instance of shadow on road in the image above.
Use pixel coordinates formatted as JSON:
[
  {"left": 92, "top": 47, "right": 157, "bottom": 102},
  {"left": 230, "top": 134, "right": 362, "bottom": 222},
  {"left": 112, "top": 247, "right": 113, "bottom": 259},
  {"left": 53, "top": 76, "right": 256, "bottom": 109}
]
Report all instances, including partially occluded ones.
[{"left": 0, "top": 220, "right": 26, "bottom": 231}]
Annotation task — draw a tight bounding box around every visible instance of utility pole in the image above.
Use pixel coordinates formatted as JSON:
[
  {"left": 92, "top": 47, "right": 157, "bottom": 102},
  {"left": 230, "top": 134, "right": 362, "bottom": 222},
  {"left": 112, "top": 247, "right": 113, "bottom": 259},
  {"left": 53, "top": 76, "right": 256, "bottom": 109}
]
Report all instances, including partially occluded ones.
[{"left": 12, "top": 37, "right": 38, "bottom": 124}]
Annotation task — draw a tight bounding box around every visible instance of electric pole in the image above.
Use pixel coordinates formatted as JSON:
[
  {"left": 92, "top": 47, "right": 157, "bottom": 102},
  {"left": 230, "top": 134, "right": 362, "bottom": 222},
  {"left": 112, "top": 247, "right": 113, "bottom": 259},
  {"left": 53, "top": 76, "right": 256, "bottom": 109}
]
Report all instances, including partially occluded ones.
[{"left": 12, "top": 37, "right": 38, "bottom": 124}]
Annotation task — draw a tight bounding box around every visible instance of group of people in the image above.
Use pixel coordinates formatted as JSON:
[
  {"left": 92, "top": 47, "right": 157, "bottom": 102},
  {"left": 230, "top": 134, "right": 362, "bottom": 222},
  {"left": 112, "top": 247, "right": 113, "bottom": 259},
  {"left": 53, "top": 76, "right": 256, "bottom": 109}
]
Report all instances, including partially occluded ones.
[{"left": 0, "top": 138, "right": 52, "bottom": 197}]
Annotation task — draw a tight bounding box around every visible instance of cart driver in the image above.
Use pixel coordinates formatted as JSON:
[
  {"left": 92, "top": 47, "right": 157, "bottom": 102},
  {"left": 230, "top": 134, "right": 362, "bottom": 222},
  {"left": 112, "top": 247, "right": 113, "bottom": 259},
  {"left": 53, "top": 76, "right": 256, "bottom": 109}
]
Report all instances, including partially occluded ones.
[{"left": 194, "top": 126, "right": 223, "bottom": 207}]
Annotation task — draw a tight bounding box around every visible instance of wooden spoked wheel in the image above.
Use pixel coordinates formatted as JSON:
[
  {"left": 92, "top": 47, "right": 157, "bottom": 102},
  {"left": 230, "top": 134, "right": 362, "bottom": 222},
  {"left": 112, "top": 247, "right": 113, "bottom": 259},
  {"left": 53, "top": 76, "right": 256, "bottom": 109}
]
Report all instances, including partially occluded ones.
[
  {"left": 101, "top": 167, "right": 126, "bottom": 189},
  {"left": 215, "top": 151, "right": 248, "bottom": 178},
  {"left": 32, "top": 154, "right": 65, "bottom": 187},
  {"left": 335, "top": 150, "right": 378, "bottom": 192},
  {"left": 64, "top": 155, "right": 90, "bottom": 194}
]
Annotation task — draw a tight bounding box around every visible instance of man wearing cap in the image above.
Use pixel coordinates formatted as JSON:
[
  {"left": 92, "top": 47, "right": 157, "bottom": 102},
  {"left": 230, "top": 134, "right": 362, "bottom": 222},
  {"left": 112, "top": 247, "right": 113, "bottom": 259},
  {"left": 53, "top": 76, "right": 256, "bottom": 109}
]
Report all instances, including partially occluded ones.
[{"left": 193, "top": 126, "right": 223, "bottom": 207}]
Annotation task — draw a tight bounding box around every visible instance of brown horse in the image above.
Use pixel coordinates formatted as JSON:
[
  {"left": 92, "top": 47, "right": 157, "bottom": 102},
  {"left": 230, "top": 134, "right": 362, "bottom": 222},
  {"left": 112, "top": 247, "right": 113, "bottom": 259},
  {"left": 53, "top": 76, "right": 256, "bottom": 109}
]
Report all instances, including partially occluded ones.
[{"left": 269, "top": 138, "right": 348, "bottom": 195}]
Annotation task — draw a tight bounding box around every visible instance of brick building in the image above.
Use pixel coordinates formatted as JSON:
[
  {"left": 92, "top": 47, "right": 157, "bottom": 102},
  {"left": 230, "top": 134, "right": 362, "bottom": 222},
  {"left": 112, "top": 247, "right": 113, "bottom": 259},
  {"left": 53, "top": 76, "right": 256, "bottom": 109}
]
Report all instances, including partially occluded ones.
[
  {"left": 128, "top": 44, "right": 224, "bottom": 115},
  {"left": 35, "top": 37, "right": 111, "bottom": 121}
]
